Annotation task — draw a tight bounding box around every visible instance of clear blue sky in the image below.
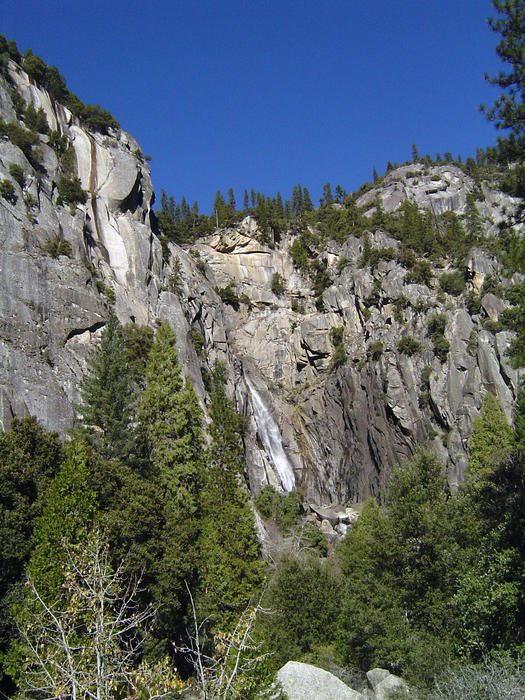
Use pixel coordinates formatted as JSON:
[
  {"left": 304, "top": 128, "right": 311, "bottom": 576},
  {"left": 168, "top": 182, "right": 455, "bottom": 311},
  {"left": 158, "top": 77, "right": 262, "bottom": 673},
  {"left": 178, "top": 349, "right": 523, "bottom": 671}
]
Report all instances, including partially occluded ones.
[{"left": 4, "top": 1, "right": 503, "bottom": 212}]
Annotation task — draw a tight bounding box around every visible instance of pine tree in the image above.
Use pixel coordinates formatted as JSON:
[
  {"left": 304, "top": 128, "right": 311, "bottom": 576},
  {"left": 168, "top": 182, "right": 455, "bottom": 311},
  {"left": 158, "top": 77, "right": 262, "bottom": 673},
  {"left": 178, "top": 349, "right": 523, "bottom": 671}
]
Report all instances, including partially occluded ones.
[
  {"left": 469, "top": 392, "right": 514, "bottom": 476},
  {"left": 243, "top": 188, "right": 249, "bottom": 209},
  {"left": 137, "top": 322, "right": 204, "bottom": 645},
  {"left": 411, "top": 143, "right": 420, "bottom": 163},
  {"left": 197, "top": 364, "right": 263, "bottom": 632},
  {"left": 321, "top": 182, "right": 333, "bottom": 205},
  {"left": 227, "top": 187, "right": 236, "bottom": 210},
  {"left": 77, "top": 313, "right": 137, "bottom": 464},
  {"left": 302, "top": 186, "right": 313, "bottom": 212}
]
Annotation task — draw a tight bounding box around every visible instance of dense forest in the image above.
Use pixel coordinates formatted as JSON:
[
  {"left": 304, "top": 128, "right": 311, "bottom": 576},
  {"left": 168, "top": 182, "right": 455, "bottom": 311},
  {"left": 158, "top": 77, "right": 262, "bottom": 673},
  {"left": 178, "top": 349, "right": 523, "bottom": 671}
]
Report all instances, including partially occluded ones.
[{"left": 0, "top": 0, "right": 524, "bottom": 697}]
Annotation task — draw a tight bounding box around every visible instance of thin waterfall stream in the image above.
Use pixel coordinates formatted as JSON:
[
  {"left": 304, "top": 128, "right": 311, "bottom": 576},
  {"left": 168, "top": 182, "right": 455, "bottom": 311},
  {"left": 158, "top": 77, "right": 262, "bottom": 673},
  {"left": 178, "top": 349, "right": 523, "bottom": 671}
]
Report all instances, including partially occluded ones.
[{"left": 245, "top": 374, "right": 296, "bottom": 492}]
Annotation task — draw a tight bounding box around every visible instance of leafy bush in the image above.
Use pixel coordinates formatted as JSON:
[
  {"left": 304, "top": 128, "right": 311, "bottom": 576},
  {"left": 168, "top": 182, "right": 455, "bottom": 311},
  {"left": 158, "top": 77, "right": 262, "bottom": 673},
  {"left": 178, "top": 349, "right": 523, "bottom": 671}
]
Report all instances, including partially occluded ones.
[
  {"left": 465, "top": 290, "right": 482, "bottom": 315},
  {"left": 44, "top": 234, "right": 72, "bottom": 258},
  {"left": 8, "top": 163, "right": 25, "bottom": 188},
  {"left": 0, "top": 120, "right": 39, "bottom": 162},
  {"left": 24, "top": 103, "right": 48, "bottom": 134},
  {"left": 215, "top": 282, "right": 240, "bottom": 310},
  {"left": 0, "top": 178, "right": 17, "bottom": 204},
  {"left": 271, "top": 271, "right": 285, "bottom": 296},
  {"left": 430, "top": 652, "right": 525, "bottom": 700},
  {"left": 330, "top": 326, "right": 346, "bottom": 368},
  {"left": 440, "top": 270, "right": 466, "bottom": 296},
  {"left": 57, "top": 176, "right": 87, "bottom": 206},
  {"left": 428, "top": 314, "right": 449, "bottom": 362},
  {"left": 398, "top": 336, "right": 422, "bottom": 356},
  {"left": 255, "top": 485, "right": 302, "bottom": 533},
  {"left": 406, "top": 260, "right": 433, "bottom": 285},
  {"left": 369, "top": 341, "right": 384, "bottom": 360}
]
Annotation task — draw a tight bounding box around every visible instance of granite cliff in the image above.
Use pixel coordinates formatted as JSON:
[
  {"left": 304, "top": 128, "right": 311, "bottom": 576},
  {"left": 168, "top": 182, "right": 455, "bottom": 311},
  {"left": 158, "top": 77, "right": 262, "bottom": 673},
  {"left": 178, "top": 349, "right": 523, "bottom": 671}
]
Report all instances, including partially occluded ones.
[{"left": 0, "top": 58, "right": 520, "bottom": 504}]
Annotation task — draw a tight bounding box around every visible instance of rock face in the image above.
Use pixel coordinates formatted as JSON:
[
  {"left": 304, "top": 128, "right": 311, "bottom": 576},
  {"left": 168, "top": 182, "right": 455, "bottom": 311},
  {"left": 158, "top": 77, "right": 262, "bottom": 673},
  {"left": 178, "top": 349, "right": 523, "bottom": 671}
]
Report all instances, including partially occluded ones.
[
  {"left": 277, "top": 661, "right": 365, "bottom": 699},
  {"left": 0, "top": 59, "right": 520, "bottom": 503}
]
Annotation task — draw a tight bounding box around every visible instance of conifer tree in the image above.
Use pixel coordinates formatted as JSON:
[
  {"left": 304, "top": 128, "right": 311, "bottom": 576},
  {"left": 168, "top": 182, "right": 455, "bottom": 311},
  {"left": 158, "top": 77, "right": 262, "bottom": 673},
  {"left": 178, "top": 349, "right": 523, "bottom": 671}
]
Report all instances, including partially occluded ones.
[
  {"left": 468, "top": 392, "right": 514, "bottom": 476},
  {"left": 137, "top": 322, "right": 204, "bottom": 644},
  {"left": 77, "top": 313, "right": 137, "bottom": 464},
  {"left": 197, "top": 364, "right": 263, "bottom": 632},
  {"left": 243, "top": 188, "right": 249, "bottom": 209},
  {"left": 302, "top": 186, "right": 313, "bottom": 212}
]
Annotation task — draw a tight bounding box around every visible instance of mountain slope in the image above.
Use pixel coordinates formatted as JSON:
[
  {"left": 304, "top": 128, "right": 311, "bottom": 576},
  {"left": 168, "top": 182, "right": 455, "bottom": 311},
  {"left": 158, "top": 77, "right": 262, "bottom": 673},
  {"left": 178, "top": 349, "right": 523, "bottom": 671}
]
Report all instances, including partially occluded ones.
[{"left": 0, "top": 57, "right": 521, "bottom": 503}]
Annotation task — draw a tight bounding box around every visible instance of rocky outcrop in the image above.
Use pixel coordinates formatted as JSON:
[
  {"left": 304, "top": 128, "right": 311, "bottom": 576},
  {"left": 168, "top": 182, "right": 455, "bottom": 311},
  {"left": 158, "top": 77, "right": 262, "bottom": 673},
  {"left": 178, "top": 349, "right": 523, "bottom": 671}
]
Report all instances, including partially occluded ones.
[
  {"left": 276, "top": 661, "right": 365, "bottom": 699},
  {"left": 0, "top": 59, "right": 520, "bottom": 504}
]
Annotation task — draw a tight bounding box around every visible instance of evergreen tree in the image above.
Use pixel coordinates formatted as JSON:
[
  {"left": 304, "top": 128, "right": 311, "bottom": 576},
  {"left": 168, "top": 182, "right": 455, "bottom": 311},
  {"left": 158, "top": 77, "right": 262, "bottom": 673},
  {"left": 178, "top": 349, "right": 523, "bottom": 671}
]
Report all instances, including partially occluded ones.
[
  {"left": 243, "top": 188, "right": 249, "bottom": 209},
  {"left": 227, "top": 187, "right": 236, "bottom": 210},
  {"left": 77, "top": 313, "right": 137, "bottom": 464},
  {"left": 321, "top": 182, "right": 333, "bottom": 205},
  {"left": 197, "top": 364, "right": 263, "bottom": 633},
  {"left": 302, "top": 186, "right": 314, "bottom": 212},
  {"left": 137, "top": 322, "right": 204, "bottom": 646},
  {"left": 0, "top": 418, "right": 62, "bottom": 681},
  {"left": 411, "top": 143, "right": 420, "bottom": 162},
  {"left": 468, "top": 392, "right": 514, "bottom": 476}
]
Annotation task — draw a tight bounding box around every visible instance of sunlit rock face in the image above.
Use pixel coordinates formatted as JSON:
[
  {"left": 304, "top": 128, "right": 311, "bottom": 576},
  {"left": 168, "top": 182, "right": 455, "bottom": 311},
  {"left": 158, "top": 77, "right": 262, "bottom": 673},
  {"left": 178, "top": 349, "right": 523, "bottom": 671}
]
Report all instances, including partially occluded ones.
[{"left": 0, "top": 59, "right": 520, "bottom": 502}]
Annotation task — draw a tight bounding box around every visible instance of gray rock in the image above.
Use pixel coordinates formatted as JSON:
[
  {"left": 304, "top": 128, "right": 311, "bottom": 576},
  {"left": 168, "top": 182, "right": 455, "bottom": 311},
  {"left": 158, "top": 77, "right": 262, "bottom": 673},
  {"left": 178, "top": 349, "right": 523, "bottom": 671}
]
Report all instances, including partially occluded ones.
[
  {"left": 366, "top": 668, "right": 391, "bottom": 689},
  {"left": 374, "top": 674, "right": 409, "bottom": 699},
  {"left": 277, "top": 661, "right": 364, "bottom": 699}
]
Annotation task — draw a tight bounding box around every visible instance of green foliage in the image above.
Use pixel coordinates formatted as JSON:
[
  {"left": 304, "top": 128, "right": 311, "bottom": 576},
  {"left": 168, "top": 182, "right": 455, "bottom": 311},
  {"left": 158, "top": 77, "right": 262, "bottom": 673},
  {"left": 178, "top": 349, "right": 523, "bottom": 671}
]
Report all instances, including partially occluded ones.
[
  {"left": 255, "top": 485, "right": 302, "bottom": 534},
  {"left": 8, "top": 163, "right": 24, "bottom": 188},
  {"left": 138, "top": 321, "right": 204, "bottom": 646},
  {"left": 44, "top": 234, "right": 72, "bottom": 258},
  {"left": 57, "top": 176, "right": 88, "bottom": 206},
  {"left": 23, "top": 103, "right": 48, "bottom": 134},
  {"left": 439, "top": 270, "right": 466, "bottom": 296},
  {"left": 369, "top": 341, "right": 384, "bottom": 360},
  {"left": 260, "top": 553, "right": 343, "bottom": 668},
  {"left": 431, "top": 651, "right": 525, "bottom": 700},
  {"left": 59, "top": 143, "right": 76, "bottom": 176},
  {"left": 271, "top": 271, "right": 285, "bottom": 296},
  {"left": 468, "top": 392, "right": 514, "bottom": 477},
  {"left": 405, "top": 259, "right": 432, "bottom": 285},
  {"left": 465, "top": 290, "right": 482, "bottom": 315},
  {"left": 215, "top": 282, "right": 240, "bottom": 309},
  {"left": 398, "top": 336, "right": 422, "bottom": 356},
  {"left": 26, "top": 440, "right": 100, "bottom": 600},
  {"left": 197, "top": 363, "right": 263, "bottom": 633},
  {"left": 77, "top": 313, "right": 138, "bottom": 464},
  {"left": 0, "top": 120, "right": 39, "bottom": 163},
  {"left": 329, "top": 326, "right": 346, "bottom": 368},
  {"left": 500, "top": 282, "right": 525, "bottom": 367},
  {"left": 0, "top": 418, "right": 62, "bottom": 672},
  {"left": 428, "top": 313, "right": 450, "bottom": 362},
  {"left": 0, "top": 178, "right": 17, "bottom": 204}
]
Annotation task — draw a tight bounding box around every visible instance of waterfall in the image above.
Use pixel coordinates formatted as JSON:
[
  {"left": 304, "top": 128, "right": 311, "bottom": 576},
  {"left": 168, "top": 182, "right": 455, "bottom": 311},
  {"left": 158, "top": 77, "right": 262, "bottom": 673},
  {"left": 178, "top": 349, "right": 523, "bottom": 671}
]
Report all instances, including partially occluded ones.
[{"left": 245, "top": 374, "right": 296, "bottom": 492}]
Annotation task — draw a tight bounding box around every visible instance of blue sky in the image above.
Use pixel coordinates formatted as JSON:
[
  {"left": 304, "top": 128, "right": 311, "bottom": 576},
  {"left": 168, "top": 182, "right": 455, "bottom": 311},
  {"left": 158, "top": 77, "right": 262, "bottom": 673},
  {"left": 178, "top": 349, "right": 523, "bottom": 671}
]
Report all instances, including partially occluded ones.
[{"left": 4, "top": 1, "right": 503, "bottom": 212}]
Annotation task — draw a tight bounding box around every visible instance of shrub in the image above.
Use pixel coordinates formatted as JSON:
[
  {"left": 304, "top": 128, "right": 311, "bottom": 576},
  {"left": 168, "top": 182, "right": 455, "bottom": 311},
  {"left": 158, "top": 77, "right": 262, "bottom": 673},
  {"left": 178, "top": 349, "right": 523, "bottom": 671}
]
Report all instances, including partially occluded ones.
[
  {"left": 440, "top": 270, "right": 466, "bottom": 296},
  {"left": 0, "top": 178, "right": 17, "bottom": 204},
  {"left": 398, "top": 336, "right": 422, "bottom": 356},
  {"left": 215, "top": 282, "right": 240, "bottom": 309},
  {"left": 0, "top": 120, "right": 39, "bottom": 161},
  {"left": 190, "top": 329, "right": 205, "bottom": 357},
  {"left": 271, "top": 271, "right": 285, "bottom": 296},
  {"left": 44, "top": 234, "right": 72, "bottom": 258},
  {"left": 406, "top": 259, "right": 432, "bottom": 285},
  {"left": 428, "top": 314, "right": 450, "bottom": 362},
  {"left": 255, "top": 486, "right": 303, "bottom": 533},
  {"left": 369, "top": 341, "right": 384, "bottom": 360},
  {"left": 465, "top": 291, "right": 482, "bottom": 315},
  {"left": 8, "top": 163, "right": 25, "bottom": 188},
  {"left": 57, "top": 176, "right": 87, "bottom": 206}
]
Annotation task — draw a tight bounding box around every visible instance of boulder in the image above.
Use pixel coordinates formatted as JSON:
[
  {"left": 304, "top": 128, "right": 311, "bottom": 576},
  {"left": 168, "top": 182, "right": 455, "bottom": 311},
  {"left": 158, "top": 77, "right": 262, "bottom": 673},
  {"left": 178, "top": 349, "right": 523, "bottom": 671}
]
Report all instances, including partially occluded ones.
[{"left": 277, "top": 661, "right": 365, "bottom": 699}]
